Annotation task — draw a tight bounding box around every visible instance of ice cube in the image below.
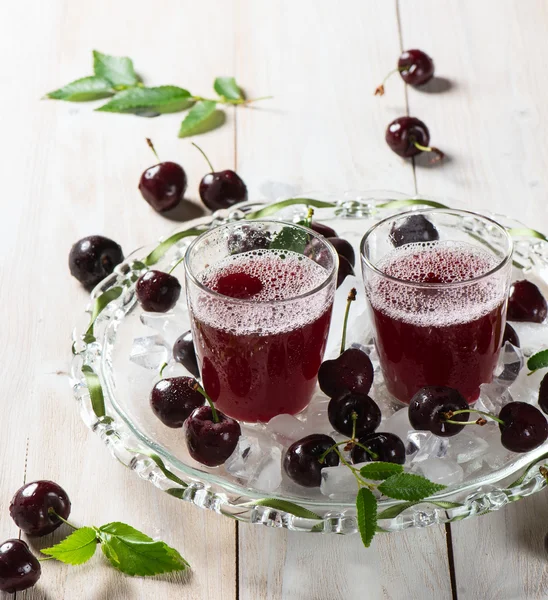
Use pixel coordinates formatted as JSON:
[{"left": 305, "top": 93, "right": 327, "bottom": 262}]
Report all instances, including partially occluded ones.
[
  {"left": 509, "top": 365, "right": 545, "bottom": 404},
  {"left": 380, "top": 408, "right": 418, "bottom": 458},
  {"left": 463, "top": 457, "right": 483, "bottom": 476},
  {"left": 446, "top": 431, "right": 489, "bottom": 464},
  {"left": 416, "top": 458, "right": 463, "bottom": 486},
  {"left": 511, "top": 322, "right": 548, "bottom": 357},
  {"left": 481, "top": 424, "right": 512, "bottom": 469},
  {"left": 302, "top": 392, "right": 333, "bottom": 435},
  {"left": 140, "top": 305, "right": 188, "bottom": 347},
  {"left": 225, "top": 436, "right": 283, "bottom": 492},
  {"left": 492, "top": 342, "right": 524, "bottom": 386},
  {"left": 372, "top": 380, "right": 401, "bottom": 419},
  {"left": 266, "top": 414, "right": 306, "bottom": 445},
  {"left": 412, "top": 434, "right": 449, "bottom": 463},
  {"left": 478, "top": 384, "right": 514, "bottom": 411},
  {"left": 320, "top": 464, "right": 363, "bottom": 498},
  {"left": 129, "top": 335, "right": 170, "bottom": 370},
  {"left": 225, "top": 437, "right": 260, "bottom": 478},
  {"left": 249, "top": 446, "right": 283, "bottom": 493}
]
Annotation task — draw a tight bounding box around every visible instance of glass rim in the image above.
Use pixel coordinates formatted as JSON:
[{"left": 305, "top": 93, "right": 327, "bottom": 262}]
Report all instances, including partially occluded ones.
[
  {"left": 360, "top": 208, "right": 514, "bottom": 288},
  {"left": 184, "top": 218, "right": 339, "bottom": 305}
]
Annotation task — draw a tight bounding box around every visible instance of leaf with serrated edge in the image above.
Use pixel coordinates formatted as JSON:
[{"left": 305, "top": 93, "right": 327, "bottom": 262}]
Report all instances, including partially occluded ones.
[
  {"left": 356, "top": 488, "right": 377, "bottom": 548},
  {"left": 214, "top": 77, "right": 243, "bottom": 100},
  {"left": 46, "top": 76, "right": 114, "bottom": 102},
  {"left": 93, "top": 51, "right": 139, "bottom": 87},
  {"left": 378, "top": 473, "right": 446, "bottom": 502},
  {"left": 81, "top": 365, "right": 106, "bottom": 418},
  {"left": 85, "top": 286, "right": 123, "bottom": 339},
  {"left": 359, "top": 462, "right": 404, "bottom": 481},
  {"left": 528, "top": 349, "right": 548, "bottom": 374},
  {"left": 178, "top": 101, "right": 225, "bottom": 138},
  {"left": 42, "top": 527, "right": 98, "bottom": 565},
  {"left": 97, "top": 86, "right": 193, "bottom": 114}
]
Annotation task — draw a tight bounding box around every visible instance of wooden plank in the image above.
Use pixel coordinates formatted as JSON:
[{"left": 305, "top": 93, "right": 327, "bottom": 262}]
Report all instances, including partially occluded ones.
[
  {"left": 235, "top": 2, "right": 453, "bottom": 599},
  {"left": 399, "top": 1, "right": 548, "bottom": 598},
  {"left": 0, "top": 0, "right": 237, "bottom": 598}
]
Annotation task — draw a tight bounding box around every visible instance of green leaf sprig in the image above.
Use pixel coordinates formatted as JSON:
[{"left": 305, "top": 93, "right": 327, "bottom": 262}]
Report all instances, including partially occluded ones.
[
  {"left": 527, "top": 348, "right": 548, "bottom": 374},
  {"left": 46, "top": 51, "right": 271, "bottom": 138}
]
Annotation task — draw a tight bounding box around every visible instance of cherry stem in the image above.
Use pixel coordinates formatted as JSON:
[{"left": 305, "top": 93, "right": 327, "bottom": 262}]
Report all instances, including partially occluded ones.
[
  {"left": 159, "top": 362, "right": 167, "bottom": 378},
  {"left": 351, "top": 411, "right": 357, "bottom": 441},
  {"left": 443, "top": 408, "right": 504, "bottom": 426},
  {"left": 340, "top": 288, "right": 357, "bottom": 355},
  {"left": 351, "top": 440, "right": 379, "bottom": 461},
  {"left": 413, "top": 142, "right": 445, "bottom": 163},
  {"left": 48, "top": 508, "right": 78, "bottom": 531},
  {"left": 168, "top": 255, "right": 186, "bottom": 274},
  {"left": 193, "top": 383, "right": 220, "bottom": 423},
  {"left": 374, "top": 67, "right": 407, "bottom": 96},
  {"left": 444, "top": 418, "right": 488, "bottom": 426},
  {"left": 318, "top": 440, "right": 350, "bottom": 464},
  {"left": 146, "top": 138, "right": 160, "bottom": 162},
  {"left": 191, "top": 142, "right": 214, "bottom": 172},
  {"left": 303, "top": 207, "right": 314, "bottom": 228},
  {"left": 333, "top": 447, "right": 375, "bottom": 491}
]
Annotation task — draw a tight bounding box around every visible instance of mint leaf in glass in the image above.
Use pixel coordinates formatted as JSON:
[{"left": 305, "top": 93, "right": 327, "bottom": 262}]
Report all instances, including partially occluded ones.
[
  {"left": 93, "top": 50, "right": 140, "bottom": 88},
  {"left": 46, "top": 76, "right": 114, "bottom": 102},
  {"left": 178, "top": 101, "right": 225, "bottom": 138},
  {"left": 356, "top": 488, "right": 377, "bottom": 548},
  {"left": 41, "top": 527, "right": 98, "bottom": 565},
  {"left": 214, "top": 76, "right": 244, "bottom": 101},
  {"left": 97, "top": 86, "right": 194, "bottom": 115},
  {"left": 97, "top": 522, "right": 189, "bottom": 576},
  {"left": 359, "top": 462, "right": 404, "bottom": 481},
  {"left": 269, "top": 227, "right": 309, "bottom": 253},
  {"left": 378, "top": 473, "right": 446, "bottom": 501}
]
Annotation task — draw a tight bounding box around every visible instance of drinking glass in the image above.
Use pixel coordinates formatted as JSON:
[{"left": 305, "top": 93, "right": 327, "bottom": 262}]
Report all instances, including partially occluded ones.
[{"left": 360, "top": 209, "right": 513, "bottom": 404}]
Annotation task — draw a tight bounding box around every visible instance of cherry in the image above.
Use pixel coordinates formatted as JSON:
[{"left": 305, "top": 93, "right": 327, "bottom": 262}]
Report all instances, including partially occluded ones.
[
  {"left": 214, "top": 271, "right": 263, "bottom": 299},
  {"left": 337, "top": 255, "right": 355, "bottom": 288},
  {"left": 136, "top": 270, "right": 181, "bottom": 312},
  {"left": 138, "top": 139, "right": 187, "bottom": 213},
  {"left": 150, "top": 376, "right": 204, "bottom": 428},
  {"left": 498, "top": 402, "right": 548, "bottom": 452},
  {"left": 375, "top": 49, "right": 434, "bottom": 95},
  {"left": 69, "top": 235, "right": 124, "bottom": 290},
  {"left": 283, "top": 434, "right": 339, "bottom": 487},
  {"left": 539, "top": 373, "right": 548, "bottom": 415},
  {"left": 408, "top": 386, "right": 470, "bottom": 437},
  {"left": 350, "top": 432, "right": 406, "bottom": 465},
  {"left": 227, "top": 225, "right": 272, "bottom": 254},
  {"left": 310, "top": 221, "right": 338, "bottom": 239},
  {"left": 0, "top": 540, "right": 41, "bottom": 593},
  {"left": 185, "top": 405, "right": 241, "bottom": 467},
  {"left": 327, "top": 237, "right": 355, "bottom": 267},
  {"left": 502, "top": 322, "right": 520, "bottom": 347},
  {"left": 194, "top": 143, "right": 247, "bottom": 211},
  {"left": 385, "top": 116, "right": 444, "bottom": 162},
  {"left": 389, "top": 214, "right": 439, "bottom": 248},
  {"left": 507, "top": 280, "right": 547, "bottom": 323},
  {"left": 9, "top": 480, "right": 71, "bottom": 536},
  {"left": 328, "top": 392, "right": 381, "bottom": 437},
  {"left": 173, "top": 331, "right": 200, "bottom": 378}
]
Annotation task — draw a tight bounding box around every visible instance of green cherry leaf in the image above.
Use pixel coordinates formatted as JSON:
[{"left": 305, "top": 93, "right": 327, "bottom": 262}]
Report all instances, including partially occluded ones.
[
  {"left": 81, "top": 365, "right": 106, "bottom": 418},
  {"left": 250, "top": 498, "right": 322, "bottom": 520},
  {"left": 378, "top": 473, "right": 446, "bottom": 502},
  {"left": 527, "top": 349, "right": 548, "bottom": 374},
  {"left": 269, "top": 227, "right": 309, "bottom": 254},
  {"left": 93, "top": 50, "right": 139, "bottom": 87},
  {"left": 178, "top": 100, "right": 225, "bottom": 138},
  {"left": 42, "top": 527, "right": 98, "bottom": 565},
  {"left": 97, "top": 86, "right": 194, "bottom": 116},
  {"left": 97, "top": 522, "right": 189, "bottom": 576},
  {"left": 214, "top": 76, "right": 244, "bottom": 101},
  {"left": 356, "top": 487, "right": 378, "bottom": 548},
  {"left": 46, "top": 76, "right": 115, "bottom": 102},
  {"left": 244, "top": 198, "right": 336, "bottom": 220},
  {"left": 359, "top": 462, "right": 404, "bottom": 481}
]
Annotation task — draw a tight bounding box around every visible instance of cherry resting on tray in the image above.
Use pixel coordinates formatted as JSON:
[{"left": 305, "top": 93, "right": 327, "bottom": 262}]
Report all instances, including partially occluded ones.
[
  {"left": 69, "top": 235, "right": 124, "bottom": 290},
  {"left": 539, "top": 373, "right": 548, "bottom": 415},
  {"left": 138, "top": 138, "right": 187, "bottom": 213},
  {"left": 375, "top": 49, "right": 434, "bottom": 95},
  {"left": 173, "top": 331, "right": 200, "bottom": 378},
  {"left": 136, "top": 270, "right": 181, "bottom": 313},
  {"left": 350, "top": 432, "right": 406, "bottom": 465},
  {"left": 389, "top": 214, "right": 439, "bottom": 247},
  {"left": 283, "top": 434, "right": 340, "bottom": 487},
  {"left": 408, "top": 386, "right": 470, "bottom": 437},
  {"left": 10, "top": 480, "right": 71, "bottom": 537},
  {"left": 507, "top": 280, "right": 547, "bottom": 323},
  {"left": 193, "top": 143, "right": 247, "bottom": 211},
  {"left": 386, "top": 117, "right": 444, "bottom": 163},
  {"left": 328, "top": 392, "right": 381, "bottom": 437},
  {"left": 0, "top": 539, "right": 41, "bottom": 593},
  {"left": 150, "top": 376, "right": 204, "bottom": 428}
]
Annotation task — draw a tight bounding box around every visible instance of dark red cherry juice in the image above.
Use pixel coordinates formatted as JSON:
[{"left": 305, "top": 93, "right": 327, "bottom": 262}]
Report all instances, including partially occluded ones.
[
  {"left": 190, "top": 249, "right": 333, "bottom": 422},
  {"left": 368, "top": 241, "right": 506, "bottom": 404}
]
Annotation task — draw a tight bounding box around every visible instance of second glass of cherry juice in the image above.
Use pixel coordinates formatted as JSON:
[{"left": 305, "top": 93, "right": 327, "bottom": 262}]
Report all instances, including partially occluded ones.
[
  {"left": 185, "top": 220, "right": 338, "bottom": 423},
  {"left": 361, "top": 209, "right": 513, "bottom": 405}
]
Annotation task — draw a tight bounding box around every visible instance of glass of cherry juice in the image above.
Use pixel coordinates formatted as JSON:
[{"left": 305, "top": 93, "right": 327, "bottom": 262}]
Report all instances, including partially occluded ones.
[
  {"left": 361, "top": 209, "right": 513, "bottom": 405},
  {"left": 184, "top": 220, "right": 338, "bottom": 422}
]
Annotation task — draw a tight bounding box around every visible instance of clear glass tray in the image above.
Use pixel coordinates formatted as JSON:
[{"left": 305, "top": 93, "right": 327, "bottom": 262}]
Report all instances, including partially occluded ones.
[{"left": 70, "top": 191, "right": 548, "bottom": 534}]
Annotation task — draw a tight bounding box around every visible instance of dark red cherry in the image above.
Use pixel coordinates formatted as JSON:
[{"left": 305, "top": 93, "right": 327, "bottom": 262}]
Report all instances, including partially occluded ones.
[
  {"left": 200, "top": 171, "right": 248, "bottom": 211},
  {"left": 539, "top": 373, "right": 548, "bottom": 415},
  {"left": 150, "top": 376, "right": 204, "bottom": 428},
  {"left": 385, "top": 116, "right": 444, "bottom": 162},
  {"left": 69, "top": 235, "right": 124, "bottom": 290},
  {"left": 173, "top": 331, "right": 200, "bottom": 378},
  {"left": 350, "top": 432, "right": 406, "bottom": 465},
  {"left": 136, "top": 270, "right": 181, "bottom": 312},
  {"left": 408, "top": 386, "right": 469, "bottom": 437},
  {"left": 139, "top": 161, "right": 187, "bottom": 213},
  {"left": 389, "top": 214, "right": 439, "bottom": 247},
  {"left": 498, "top": 402, "right": 548, "bottom": 452},
  {"left": 0, "top": 539, "right": 41, "bottom": 593},
  {"left": 184, "top": 406, "right": 241, "bottom": 467},
  {"left": 283, "top": 434, "right": 339, "bottom": 487},
  {"left": 398, "top": 49, "right": 435, "bottom": 87},
  {"left": 507, "top": 280, "right": 547, "bottom": 323},
  {"left": 310, "top": 221, "right": 338, "bottom": 239},
  {"left": 318, "top": 348, "right": 374, "bottom": 398},
  {"left": 227, "top": 225, "right": 272, "bottom": 254},
  {"left": 213, "top": 271, "right": 263, "bottom": 300},
  {"left": 502, "top": 322, "right": 520, "bottom": 347},
  {"left": 328, "top": 392, "right": 381, "bottom": 437},
  {"left": 337, "top": 255, "right": 354, "bottom": 288},
  {"left": 9, "top": 480, "right": 71, "bottom": 536},
  {"left": 327, "top": 237, "right": 355, "bottom": 267}
]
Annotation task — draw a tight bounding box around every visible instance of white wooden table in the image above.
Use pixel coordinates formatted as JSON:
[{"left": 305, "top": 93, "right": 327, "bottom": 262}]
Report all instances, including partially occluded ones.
[{"left": 2, "top": 1, "right": 548, "bottom": 598}]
